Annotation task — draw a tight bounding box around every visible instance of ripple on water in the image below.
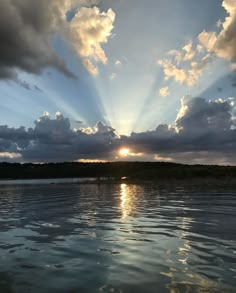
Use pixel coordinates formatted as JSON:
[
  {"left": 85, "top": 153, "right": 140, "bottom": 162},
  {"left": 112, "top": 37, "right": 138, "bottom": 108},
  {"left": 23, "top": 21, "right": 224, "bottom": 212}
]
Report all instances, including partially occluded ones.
[{"left": 0, "top": 182, "right": 235, "bottom": 292}]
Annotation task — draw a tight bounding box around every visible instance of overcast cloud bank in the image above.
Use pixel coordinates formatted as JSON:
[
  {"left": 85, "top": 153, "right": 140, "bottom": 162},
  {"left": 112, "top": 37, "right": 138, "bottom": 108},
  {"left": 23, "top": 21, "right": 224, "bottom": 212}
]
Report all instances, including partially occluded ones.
[{"left": 0, "top": 96, "right": 235, "bottom": 164}]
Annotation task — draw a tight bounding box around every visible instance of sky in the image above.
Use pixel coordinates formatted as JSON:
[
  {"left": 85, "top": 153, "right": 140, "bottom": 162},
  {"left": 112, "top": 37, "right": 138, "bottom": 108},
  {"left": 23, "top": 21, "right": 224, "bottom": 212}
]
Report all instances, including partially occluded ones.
[{"left": 0, "top": 0, "right": 236, "bottom": 164}]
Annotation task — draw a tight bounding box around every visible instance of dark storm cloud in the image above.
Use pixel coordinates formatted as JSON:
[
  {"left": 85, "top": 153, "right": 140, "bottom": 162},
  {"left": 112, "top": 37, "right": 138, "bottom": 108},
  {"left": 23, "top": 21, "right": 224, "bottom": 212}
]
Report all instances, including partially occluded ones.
[
  {"left": 0, "top": 0, "right": 115, "bottom": 79},
  {"left": 0, "top": 112, "right": 117, "bottom": 162},
  {"left": 0, "top": 0, "right": 76, "bottom": 79},
  {"left": 176, "top": 96, "right": 233, "bottom": 134},
  {"left": 0, "top": 96, "right": 235, "bottom": 164},
  {"left": 0, "top": 1, "right": 81, "bottom": 79},
  {"left": 123, "top": 96, "right": 236, "bottom": 153}
]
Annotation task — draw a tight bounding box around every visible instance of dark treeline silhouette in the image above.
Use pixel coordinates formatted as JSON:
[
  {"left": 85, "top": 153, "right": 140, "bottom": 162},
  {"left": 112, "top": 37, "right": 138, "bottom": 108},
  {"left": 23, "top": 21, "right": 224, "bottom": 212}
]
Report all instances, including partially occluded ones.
[{"left": 0, "top": 162, "right": 236, "bottom": 181}]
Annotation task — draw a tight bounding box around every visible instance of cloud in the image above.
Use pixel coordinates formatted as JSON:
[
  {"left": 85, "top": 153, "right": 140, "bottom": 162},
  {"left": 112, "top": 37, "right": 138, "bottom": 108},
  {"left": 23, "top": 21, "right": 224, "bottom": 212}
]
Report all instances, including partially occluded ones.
[
  {"left": 182, "top": 42, "right": 196, "bottom": 61},
  {"left": 110, "top": 73, "right": 117, "bottom": 80},
  {"left": 198, "top": 0, "right": 236, "bottom": 66},
  {"left": 0, "top": 0, "right": 115, "bottom": 79},
  {"left": 79, "top": 158, "right": 107, "bottom": 163},
  {"left": 95, "top": 121, "right": 116, "bottom": 135},
  {"left": 0, "top": 96, "right": 235, "bottom": 164},
  {"left": 15, "top": 112, "right": 117, "bottom": 161},
  {"left": 158, "top": 0, "right": 236, "bottom": 87},
  {"left": 15, "top": 79, "right": 44, "bottom": 92},
  {"left": 67, "top": 6, "right": 115, "bottom": 75},
  {"left": 115, "top": 60, "right": 122, "bottom": 66},
  {"left": 34, "top": 85, "right": 44, "bottom": 93},
  {"left": 154, "top": 154, "right": 173, "bottom": 162},
  {"left": 16, "top": 80, "right": 31, "bottom": 91},
  {"left": 0, "top": 0, "right": 77, "bottom": 79},
  {"left": 0, "top": 152, "right": 21, "bottom": 159},
  {"left": 158, "top": 45, "right": 210, "bottom": 87},
  {"left": 159, "top": 86, "right": 170, "bottom": 97},
  {"left": 82, "top": 59, "right": 99, "bottom": 75},
  {"left": 175, "top": 95, "right": 234, "bottom": 136},
  {"left": 120, "top": 96, "right": 236, "bottom": 164}
]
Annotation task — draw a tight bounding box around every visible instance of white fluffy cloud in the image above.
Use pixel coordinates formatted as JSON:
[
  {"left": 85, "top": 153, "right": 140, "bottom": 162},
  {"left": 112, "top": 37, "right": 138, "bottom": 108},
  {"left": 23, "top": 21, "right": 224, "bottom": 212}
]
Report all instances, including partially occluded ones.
[
  {"left": 158, "top": 44, "right": 210, "bottom": 87},
  {"left": 110, "top": 73, "right": 117, "bottom": 80},
  {"left": 115, "top": 60, "right": 122, "bottom": 66},
  {"left": 67, "top": 7, "right": 115, "bottom": 74},
  {"left": 159, "top": 86, "right": 170, "bottom": 97},
  {"left": 182, "top": 42, "right": 196, "bottom": 61},
  {"left": 158, "top": 0, "right": 236, "bottom": 87}
]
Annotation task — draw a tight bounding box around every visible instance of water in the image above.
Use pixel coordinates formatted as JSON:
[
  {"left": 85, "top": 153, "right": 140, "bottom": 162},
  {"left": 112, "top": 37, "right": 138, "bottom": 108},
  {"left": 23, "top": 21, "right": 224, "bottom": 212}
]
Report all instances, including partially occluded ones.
[
  {"left": 0, "top": 178, "right": 97, "bottom": 185},
  {"left": 0, "top": 182, "right": 236, "bottom": 292}
]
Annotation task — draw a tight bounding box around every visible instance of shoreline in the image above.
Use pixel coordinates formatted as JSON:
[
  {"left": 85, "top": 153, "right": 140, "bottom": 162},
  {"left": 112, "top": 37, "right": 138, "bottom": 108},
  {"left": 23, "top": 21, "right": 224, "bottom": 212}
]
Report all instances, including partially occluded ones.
[
  {"left": 0, "top": 176, "right": 236, "bottom": 187},
  {"left": 0, "top": 162, "right": 236, "bottom": 186}
]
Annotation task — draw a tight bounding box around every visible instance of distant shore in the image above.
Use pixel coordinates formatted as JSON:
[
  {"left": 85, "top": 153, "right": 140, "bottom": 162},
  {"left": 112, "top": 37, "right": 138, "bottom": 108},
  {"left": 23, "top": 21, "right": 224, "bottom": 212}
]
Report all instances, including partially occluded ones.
[{"left": 0, "top": 162, "right": 236, "bottom": 183}]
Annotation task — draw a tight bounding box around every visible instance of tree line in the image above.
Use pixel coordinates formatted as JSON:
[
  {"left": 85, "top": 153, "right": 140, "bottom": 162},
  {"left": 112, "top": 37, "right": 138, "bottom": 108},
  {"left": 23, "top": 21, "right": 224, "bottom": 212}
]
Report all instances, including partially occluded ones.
[{"left": 0, "top": 162, "right": 235, "bottom": 180}]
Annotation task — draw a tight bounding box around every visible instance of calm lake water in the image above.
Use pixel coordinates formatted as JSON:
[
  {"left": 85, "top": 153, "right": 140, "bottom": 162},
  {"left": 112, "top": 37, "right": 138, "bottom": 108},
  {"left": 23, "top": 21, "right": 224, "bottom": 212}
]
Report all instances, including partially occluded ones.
[{"left": 0, "top": 181, "right": 236, "bottom": 292}]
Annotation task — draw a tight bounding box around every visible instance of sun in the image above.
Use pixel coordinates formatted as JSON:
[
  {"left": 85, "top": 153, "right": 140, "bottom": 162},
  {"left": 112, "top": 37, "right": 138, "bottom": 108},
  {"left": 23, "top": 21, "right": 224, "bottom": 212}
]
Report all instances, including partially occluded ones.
[{"left": 119, "top": 148, "right": 130, "bottom": 157}]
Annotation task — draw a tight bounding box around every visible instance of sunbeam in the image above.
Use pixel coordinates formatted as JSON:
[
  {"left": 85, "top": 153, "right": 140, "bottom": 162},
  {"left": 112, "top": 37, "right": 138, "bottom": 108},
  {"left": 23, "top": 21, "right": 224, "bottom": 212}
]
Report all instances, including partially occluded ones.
[{"left": 0, "top": 0, "right": 235, "bottom": 165}]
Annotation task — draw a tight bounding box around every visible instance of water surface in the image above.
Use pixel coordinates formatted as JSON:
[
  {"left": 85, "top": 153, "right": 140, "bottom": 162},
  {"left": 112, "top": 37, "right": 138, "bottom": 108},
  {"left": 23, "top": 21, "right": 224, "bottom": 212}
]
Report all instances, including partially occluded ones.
[{"left": 0, "top": 182, "right": 236, "bottom": 292}]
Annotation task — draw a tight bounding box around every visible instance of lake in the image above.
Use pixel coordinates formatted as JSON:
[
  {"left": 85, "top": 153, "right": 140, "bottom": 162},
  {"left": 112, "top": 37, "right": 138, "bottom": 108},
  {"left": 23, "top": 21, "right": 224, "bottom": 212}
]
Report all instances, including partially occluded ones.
[{"left": 0, "top": 181, "right": 235, "bottom": 292}]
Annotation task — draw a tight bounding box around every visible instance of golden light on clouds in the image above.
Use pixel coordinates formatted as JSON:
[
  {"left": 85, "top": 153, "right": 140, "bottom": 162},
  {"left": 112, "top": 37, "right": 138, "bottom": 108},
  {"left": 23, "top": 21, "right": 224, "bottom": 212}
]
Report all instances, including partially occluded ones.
[
  {"left": 119, "top": 148, "right": 130, "bottom": 157},
  {"left": 0, "top": 152, "right": 21, "bottom": 159},
  {"left": 79, "top": 159, "right": 107, "bottom": 163}
]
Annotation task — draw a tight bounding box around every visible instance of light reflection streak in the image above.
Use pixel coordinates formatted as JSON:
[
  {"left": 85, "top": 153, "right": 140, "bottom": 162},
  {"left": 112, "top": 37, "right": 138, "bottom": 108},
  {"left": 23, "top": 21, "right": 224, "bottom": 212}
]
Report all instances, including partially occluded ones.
[
  {"left": 120, "top": 183, "right": 137, "bottom": 219},
  {"left": 120, "top": 183, "right": 129, "bottom": 219},
  {"left": 178, "top": 217, "right": 193, "bottom": 266},
  {"left": 163, "top": 216, "right": 219, "bottom": 291}
]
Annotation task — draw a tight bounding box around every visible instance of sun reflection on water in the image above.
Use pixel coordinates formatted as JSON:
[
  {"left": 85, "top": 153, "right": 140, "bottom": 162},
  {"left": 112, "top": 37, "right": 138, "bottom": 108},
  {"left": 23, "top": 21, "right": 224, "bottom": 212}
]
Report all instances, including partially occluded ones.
[
  {"left": 178, "top": 217, "right": 193, "bottom": 265},
  {"left": 120, "top": 183, "right": 137, "bottom": 219},
  {"left": 162, "top": 215, "right": 218, "bottom": 292}
]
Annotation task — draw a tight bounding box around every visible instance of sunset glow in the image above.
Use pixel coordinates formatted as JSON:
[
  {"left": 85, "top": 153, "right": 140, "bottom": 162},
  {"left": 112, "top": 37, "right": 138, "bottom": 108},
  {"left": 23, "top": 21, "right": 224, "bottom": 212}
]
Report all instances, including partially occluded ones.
[
  {"left": 119, "top": 148, "right": 130, "bottom": 157},
  {"left": 0, "top": 0, "right": 235, "bottom": 164}
]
